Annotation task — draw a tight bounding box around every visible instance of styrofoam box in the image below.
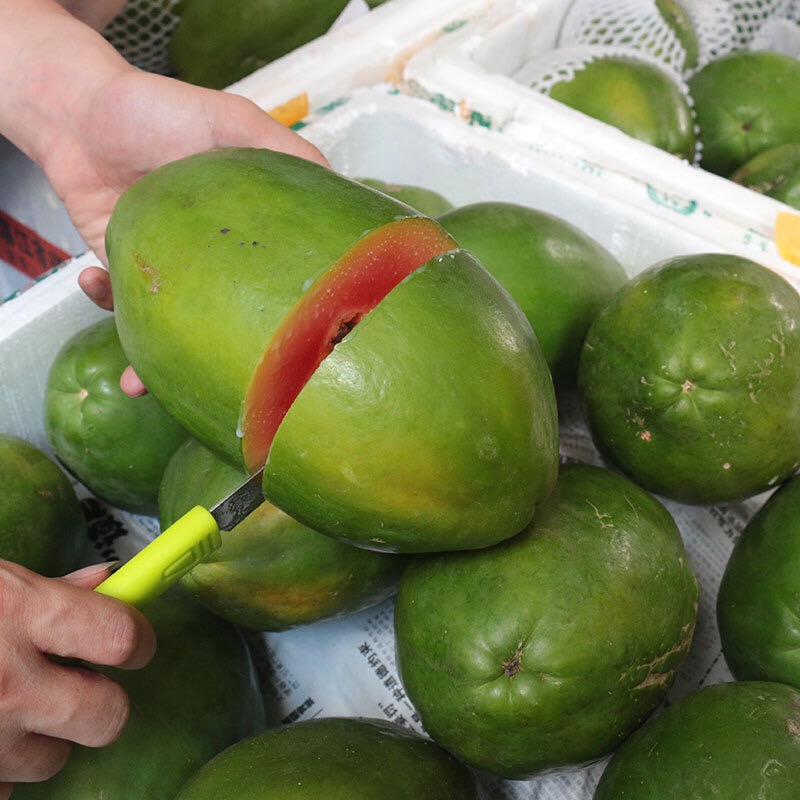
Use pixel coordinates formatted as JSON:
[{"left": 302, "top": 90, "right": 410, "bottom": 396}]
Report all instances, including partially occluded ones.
[
  {"left": 401, "top": 0, "right": 800, "bottom": 266},
  {"left": 225, "top": 0, "right": 519, "bottom": 120},
  {"left": 0, "top": 86, "right": 790, "bottom": 799}
]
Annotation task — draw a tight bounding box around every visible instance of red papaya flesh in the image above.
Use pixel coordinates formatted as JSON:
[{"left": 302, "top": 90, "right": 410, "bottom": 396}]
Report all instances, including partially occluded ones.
[
  {"left": 243, "top": 216, "right": 455, "bottom": 470},
  {"left": 107, "top": 148, "right": 559, "bottom": 553},
  {"left": 264, "top": 246, "right": 558, "bottom": 552},
  {"left": 107, "top": 148, "right": 437, "bottom": 472}
]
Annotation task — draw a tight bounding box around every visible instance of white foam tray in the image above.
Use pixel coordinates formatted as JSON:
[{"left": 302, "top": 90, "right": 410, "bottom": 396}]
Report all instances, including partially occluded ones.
[
  {"left": 225, "top": 0, "right": 518, "bottom": 120},
  {"left": 302, "top": 86, "right": 800, "bottom": 291},
  {"left": 1, "top": 83, "right": 793, "bottom": 800},
  {"left": 401, "top": 0, "right": 800, "bottom": 263}
]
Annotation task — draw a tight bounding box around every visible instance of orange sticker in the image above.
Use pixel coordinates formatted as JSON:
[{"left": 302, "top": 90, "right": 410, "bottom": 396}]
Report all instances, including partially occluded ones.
[
  {"left": 775, "top": 211, "right": 800, "bottom": 267},
  {"left": 267, "top": 93, "right": 310, "bottom": 128}
]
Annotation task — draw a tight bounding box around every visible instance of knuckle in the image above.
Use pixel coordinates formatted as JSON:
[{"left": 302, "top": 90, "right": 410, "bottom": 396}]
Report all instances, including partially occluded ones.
[
  {"left": 0, "top": 735, "right": 70, "bottom": 784},
  {"left": 34, "top": 740, "right": 71, "bottom": 782},
  {"left": 83, "top": 677, "right": 130, "bottom": 747},
  {"left": 0, "top": 562, "right": 32, "bottom": 617},
  {"left": 101, "top": 610, "right": 144, "bottom": 667}
]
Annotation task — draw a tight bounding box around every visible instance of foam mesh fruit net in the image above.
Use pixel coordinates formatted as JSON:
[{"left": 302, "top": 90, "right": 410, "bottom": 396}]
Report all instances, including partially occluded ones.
[
  {"left": 535, "top": 0, "right": 800, "bottom": 80},
  {"left": 555, "top": 0, "right": 697, "bottom": 75},
  {"left": 512, "top": 2, "right": 699, "bottom": 146},
  {"left": 102, "top": 0, "right": 182, "bottom": 75},
  {"left": 101, "top": 0, "right": 800, "bottom": 77},
  {"left": 510, "top": 0, "right": 800, "bottom": 165}
]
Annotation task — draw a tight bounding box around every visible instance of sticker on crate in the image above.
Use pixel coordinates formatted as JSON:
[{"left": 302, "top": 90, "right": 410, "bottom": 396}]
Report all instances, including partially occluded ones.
[{"left": 0, "top": 209, "right": 70, "bottom": 279}]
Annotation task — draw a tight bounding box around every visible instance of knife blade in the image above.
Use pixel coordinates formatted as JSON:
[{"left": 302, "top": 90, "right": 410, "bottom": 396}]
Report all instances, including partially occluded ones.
[{"left": 94, "top": 467, "right": 265, "bottom": 608}]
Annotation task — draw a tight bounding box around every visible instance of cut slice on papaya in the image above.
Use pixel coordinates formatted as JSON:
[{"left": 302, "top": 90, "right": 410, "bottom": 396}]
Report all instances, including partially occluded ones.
[{"left": 241, "top": 216, "right": 457, "bottom": 471}]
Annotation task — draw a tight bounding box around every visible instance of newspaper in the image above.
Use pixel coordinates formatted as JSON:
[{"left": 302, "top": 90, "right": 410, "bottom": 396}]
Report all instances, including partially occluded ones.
[{"left": 84, "top": 388, "right": 765, "bottom": 800}]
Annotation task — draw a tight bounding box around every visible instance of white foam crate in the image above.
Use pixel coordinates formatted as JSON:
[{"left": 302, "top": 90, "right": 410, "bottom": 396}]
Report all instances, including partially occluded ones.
[
  {"left": 225, "top": 0, "right": 518, "bottom": 122},
  {"left": 401, "top": 0, "right": 800, "bottom": 269},
  {"left": 0, "top": 86, "right": 788, "bottom": 800}
]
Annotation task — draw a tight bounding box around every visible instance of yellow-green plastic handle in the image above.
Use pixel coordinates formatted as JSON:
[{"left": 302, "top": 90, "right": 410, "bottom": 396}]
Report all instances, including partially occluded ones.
[{"left": 94, "top": 506, "right": 222, "bottom": 608}]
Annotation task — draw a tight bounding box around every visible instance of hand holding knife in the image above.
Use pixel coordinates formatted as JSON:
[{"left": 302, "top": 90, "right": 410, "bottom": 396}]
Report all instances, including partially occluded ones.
[{"left": 95, "top": 467, "right": 266, "bottom": 608}]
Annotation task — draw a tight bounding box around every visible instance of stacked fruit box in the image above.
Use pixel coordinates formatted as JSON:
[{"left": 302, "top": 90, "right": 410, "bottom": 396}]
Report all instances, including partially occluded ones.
[{"left": 245, "top": 87, "right": 795, "bottom": 799}]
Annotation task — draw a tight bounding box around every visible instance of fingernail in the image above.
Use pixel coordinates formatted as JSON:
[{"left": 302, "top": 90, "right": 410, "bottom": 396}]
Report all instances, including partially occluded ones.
[{"left": 63, "top": 561, "right": 120, "bottom": 580}]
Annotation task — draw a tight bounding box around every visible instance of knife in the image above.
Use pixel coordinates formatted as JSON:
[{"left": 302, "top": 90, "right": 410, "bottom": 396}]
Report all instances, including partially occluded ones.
[{"left": 94, "top": 467, "right": 266, "bottom": 608}]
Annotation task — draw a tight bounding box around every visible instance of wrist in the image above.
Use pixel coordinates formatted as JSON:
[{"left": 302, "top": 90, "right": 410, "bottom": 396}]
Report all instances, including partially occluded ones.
[
  {"left": 0, "top": 0, "right": 132, "bottom": 170},
  {"left": 55, "top": 0, "right": 126, "bottom": 31}
]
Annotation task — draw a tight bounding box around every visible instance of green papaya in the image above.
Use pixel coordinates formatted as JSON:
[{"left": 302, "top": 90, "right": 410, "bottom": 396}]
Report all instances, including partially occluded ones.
[
  {"left": 0, "top": 433, "right": 86, "bottom": 576},
  {"left": 356, "top": 178, "right": 454, "bottom": 217},
  {"left": 160, "top": 437, "right": 407, "bottom": 631},
  {"left": 174, "top": 716, "right": 482, "bottom": 799},
  {"left": 655, "top": 0, "right": 699, "bottom": 71},
  {"left": 546, "top": 55, "right": 697, "bottom": 161},
  {"left": 394, "top": 463, "right": 699, "bottom": 779},
  {"left": 169, "top": 0, "right": 351, "bottom": 89},
  {"left": 437, "top": 200, "right": 628, "bottom": 386},
  {"left": 689, "top": 50, "right": 800, "bottom": 177},
  {"left": 578, "top": 253, "right": 800, "bottom": 505},
  {"left": 593, "top": 681, "right": 800, "bottom": 798},
  {"left": 106, "top": 147, "right": 559, "bottom": 554},
  {"left": 44, "top": 316, "right": 188, "bottom": 515},
  {"left": 15, "top": 589, "right": 266, "bottom": 799},
  {"left": 730, "top": 142, "right": 800, "bottom": 210},
  {"left": 717, "top": 474, "right": 800, "bottom": 688}
]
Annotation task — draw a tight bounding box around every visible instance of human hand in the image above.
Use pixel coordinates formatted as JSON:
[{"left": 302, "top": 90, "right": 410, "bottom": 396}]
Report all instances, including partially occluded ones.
[
  {"left": 77, "top": 266, "right": 149, "bottom": 397},
  {"left": 0, "top": 559, "right": 156, "bottom": 796},
  {"left": 2, "top": 2, "right": 329, "bottom": 397},
  {"left": 43, "top": 66, "right": 329, "bottom": 265},
  {"left": 70, "top": 68, "right": 329, "bottom": 397}
]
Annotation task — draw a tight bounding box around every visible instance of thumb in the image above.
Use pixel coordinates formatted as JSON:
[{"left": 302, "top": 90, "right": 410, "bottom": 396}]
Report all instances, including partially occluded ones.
[{"left": 59, "top": 562, "right": 120, "bottom": 590}]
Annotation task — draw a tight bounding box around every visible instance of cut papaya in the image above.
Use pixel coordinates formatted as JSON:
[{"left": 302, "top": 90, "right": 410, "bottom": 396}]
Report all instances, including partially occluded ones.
[
  {"left": 242, "top": 217, "right": 455, "bottom": 471},
  {"left": 107, "top": 148, "right": 559, "bottom": 553}
]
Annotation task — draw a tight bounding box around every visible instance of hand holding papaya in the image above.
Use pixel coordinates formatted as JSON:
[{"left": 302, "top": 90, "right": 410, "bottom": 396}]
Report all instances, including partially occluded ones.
[
  {"left": 1, "top": 0, "right": 329, "bottom": 397},
  {"left": 0, "top": 560, "right": 156, "bottom": 794}
]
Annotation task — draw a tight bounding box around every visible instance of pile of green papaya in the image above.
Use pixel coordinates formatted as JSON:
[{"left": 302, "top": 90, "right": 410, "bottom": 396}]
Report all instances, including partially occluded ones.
[
  {"left": 7, "top": 136, "right": 800, "bottom": 797},
  {"left": 530, "top": 1, "right": 800, "bottom": 210}
]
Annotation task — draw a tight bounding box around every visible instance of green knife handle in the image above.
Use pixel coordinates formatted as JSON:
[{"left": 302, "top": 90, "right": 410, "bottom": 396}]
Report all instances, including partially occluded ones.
[{"left": 94, "top": 506, "right": 222, "bottom": 608}]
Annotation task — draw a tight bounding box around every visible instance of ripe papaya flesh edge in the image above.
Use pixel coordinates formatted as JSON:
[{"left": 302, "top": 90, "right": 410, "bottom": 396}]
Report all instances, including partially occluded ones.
[{"left": 241, "top": 216, "right": 457, "bottom": 471}]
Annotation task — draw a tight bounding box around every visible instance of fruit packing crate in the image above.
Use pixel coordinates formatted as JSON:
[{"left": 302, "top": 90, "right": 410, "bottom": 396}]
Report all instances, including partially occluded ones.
[{"left": 2, "top": 1, "right": 800, "bottom": 799}]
